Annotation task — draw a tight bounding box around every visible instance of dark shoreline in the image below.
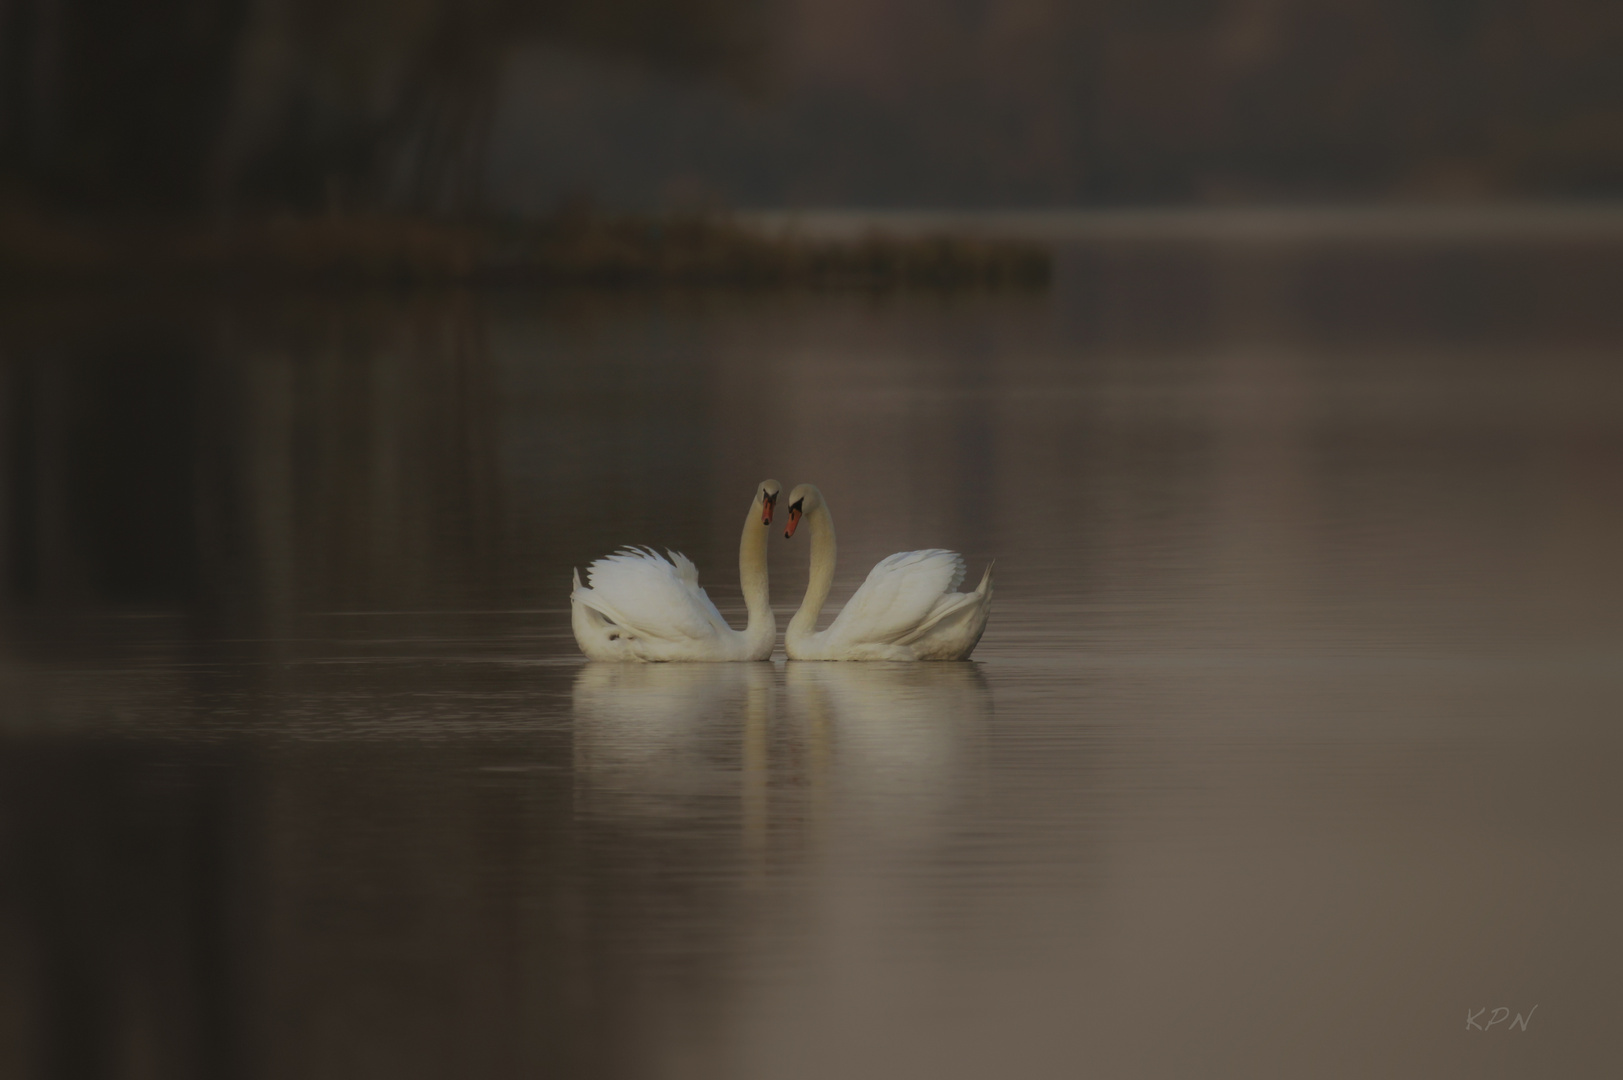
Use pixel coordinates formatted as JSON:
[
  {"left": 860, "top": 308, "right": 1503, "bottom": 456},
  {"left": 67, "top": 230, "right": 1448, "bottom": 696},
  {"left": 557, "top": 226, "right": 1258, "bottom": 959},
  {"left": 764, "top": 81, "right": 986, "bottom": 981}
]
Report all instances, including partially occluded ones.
[{"left": 0, "top": 210, "right": 1051, "bottom": 291}]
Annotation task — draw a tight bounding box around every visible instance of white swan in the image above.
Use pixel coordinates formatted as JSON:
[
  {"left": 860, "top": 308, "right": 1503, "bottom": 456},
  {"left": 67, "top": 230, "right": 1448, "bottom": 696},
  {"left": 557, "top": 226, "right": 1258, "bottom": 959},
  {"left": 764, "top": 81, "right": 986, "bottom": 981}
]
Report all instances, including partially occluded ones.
[
  {"left": 782, "top": 484, "right": 993, "bottom": 661},
  {"left": 571, "top": 480, "right": 780, "bottom": 661}
]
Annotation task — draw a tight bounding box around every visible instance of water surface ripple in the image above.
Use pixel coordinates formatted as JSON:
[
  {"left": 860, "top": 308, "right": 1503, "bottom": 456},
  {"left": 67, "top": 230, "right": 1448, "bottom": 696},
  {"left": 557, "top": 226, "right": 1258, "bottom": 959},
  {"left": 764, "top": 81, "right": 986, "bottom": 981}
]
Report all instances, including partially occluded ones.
[{"left": 1, "top": 237, "right": 1619, "bottom": 1078}]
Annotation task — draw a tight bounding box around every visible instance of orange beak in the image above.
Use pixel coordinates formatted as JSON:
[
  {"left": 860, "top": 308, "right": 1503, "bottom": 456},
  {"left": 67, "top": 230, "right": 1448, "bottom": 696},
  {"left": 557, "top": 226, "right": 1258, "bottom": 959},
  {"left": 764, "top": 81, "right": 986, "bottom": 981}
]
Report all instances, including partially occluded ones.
[
  {"left": 784, "top": 507, "right": 802, "bottom": 538},
  {"left": 761, "top": 495, "right": 776, "bottom": 526}
]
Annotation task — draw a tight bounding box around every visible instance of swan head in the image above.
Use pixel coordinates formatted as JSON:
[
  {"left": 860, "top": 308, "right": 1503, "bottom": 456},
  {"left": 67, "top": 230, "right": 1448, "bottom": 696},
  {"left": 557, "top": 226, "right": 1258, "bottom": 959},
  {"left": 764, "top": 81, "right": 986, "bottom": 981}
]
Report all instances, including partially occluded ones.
[
  {"left": 782, "top": 483, "right": 823, "bottom": 538},
  {"left": 756, "top": 479, "right": 781, "bottom": 526}
]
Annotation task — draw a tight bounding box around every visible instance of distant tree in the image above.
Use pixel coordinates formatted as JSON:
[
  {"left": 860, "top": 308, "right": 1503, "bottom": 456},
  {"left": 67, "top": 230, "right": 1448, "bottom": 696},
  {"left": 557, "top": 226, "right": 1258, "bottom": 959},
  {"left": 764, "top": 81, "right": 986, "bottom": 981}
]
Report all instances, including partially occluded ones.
[{"left": 0, "top": 0, "right": 767, "bottom": 217}]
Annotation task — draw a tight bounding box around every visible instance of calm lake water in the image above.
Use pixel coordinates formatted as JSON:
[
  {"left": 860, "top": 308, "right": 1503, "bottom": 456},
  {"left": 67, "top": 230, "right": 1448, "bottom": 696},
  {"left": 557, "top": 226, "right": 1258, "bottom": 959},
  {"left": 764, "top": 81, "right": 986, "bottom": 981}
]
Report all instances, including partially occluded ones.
[{"left": 1, "top": 233, "right": 1620, "bottom": 1078}]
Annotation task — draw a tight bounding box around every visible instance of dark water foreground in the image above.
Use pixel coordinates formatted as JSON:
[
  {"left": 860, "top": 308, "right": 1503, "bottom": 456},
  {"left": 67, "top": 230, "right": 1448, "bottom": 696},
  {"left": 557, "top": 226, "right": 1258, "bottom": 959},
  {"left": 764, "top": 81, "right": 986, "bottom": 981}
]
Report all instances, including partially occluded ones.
[{"left": 0, "top": 237, "right": 1620, "bottom": 1078}]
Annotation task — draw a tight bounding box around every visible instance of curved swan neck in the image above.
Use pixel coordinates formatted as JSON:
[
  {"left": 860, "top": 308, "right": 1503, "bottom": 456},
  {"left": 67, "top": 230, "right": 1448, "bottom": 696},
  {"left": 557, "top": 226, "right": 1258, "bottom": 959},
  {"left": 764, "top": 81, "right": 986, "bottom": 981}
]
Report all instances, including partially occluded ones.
[
  {"left": 788, "top": 501, "right": 836, "bottom": 644},
  {"left": 739, "top": 499, "right": 774, "bottom": 645}
]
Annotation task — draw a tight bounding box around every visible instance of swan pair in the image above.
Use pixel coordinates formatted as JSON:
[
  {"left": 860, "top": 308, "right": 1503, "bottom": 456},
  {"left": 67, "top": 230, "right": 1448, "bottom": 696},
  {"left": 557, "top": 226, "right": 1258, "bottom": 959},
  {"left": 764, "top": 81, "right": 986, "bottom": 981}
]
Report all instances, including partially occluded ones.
[{"left": 571, "top": 481, "right": 993, "bottom": 662}]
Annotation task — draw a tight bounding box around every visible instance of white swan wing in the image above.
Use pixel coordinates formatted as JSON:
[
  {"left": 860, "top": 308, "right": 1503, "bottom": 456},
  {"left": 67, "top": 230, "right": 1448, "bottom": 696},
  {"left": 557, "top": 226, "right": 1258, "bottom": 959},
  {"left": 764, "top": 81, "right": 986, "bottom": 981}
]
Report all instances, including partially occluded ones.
[
  {"left": 824, "top": 548, "right": 966, "bottom": 646},
  {"left": 577, "top": 547, "right": 730, "bottom": 642}
]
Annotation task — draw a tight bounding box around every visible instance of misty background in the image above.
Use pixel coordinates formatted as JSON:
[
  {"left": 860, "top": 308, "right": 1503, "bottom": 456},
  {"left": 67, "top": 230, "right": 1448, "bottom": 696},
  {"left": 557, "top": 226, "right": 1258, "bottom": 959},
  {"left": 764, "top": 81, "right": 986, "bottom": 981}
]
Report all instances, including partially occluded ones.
[{"left": 1, "top": 0, "right": 1619, "bottom": 220}]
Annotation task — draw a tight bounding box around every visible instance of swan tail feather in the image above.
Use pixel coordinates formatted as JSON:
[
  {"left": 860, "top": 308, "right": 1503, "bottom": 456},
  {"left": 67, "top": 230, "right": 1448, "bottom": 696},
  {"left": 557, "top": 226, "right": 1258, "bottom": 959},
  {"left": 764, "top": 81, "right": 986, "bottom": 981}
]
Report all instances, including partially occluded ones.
[
  {"left": 824, "top": 548, "right": 966, "bottom": 647},
  {"left": 666, "top": 549, "right": 701, "bottom": 587},
  {"left": 896, "top": 589, "right": 982, "bottom": 645},
  {"left": 582, "top": 546, "right": 729, "bottom": 642},
  {"left": 894, "top": 560, "right": 994, "bottom": 647}
]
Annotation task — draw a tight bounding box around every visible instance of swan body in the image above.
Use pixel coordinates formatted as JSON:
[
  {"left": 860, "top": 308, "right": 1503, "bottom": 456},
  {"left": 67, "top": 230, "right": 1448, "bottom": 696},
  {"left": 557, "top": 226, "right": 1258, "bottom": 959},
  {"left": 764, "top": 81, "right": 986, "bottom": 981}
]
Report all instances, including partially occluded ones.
[
  {"left": 572, "top": 481, "right": 780, "bottom": 662},
  {"left": 783, "top": 484, "right": 993, "bottom": 661}
]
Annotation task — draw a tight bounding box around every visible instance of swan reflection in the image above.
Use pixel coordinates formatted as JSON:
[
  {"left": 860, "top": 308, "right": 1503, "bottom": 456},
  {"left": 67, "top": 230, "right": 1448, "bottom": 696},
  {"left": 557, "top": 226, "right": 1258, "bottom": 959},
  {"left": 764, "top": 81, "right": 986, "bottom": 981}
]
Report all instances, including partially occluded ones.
[
  {"left": 571, "top": 661, "right": 991, "bottom": 850},
  {"left": 571, "top": 662, "right": 773, "bottom": 820},
  {"left": 784, "top": 662, "right": 991, "bottom": 843}
]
